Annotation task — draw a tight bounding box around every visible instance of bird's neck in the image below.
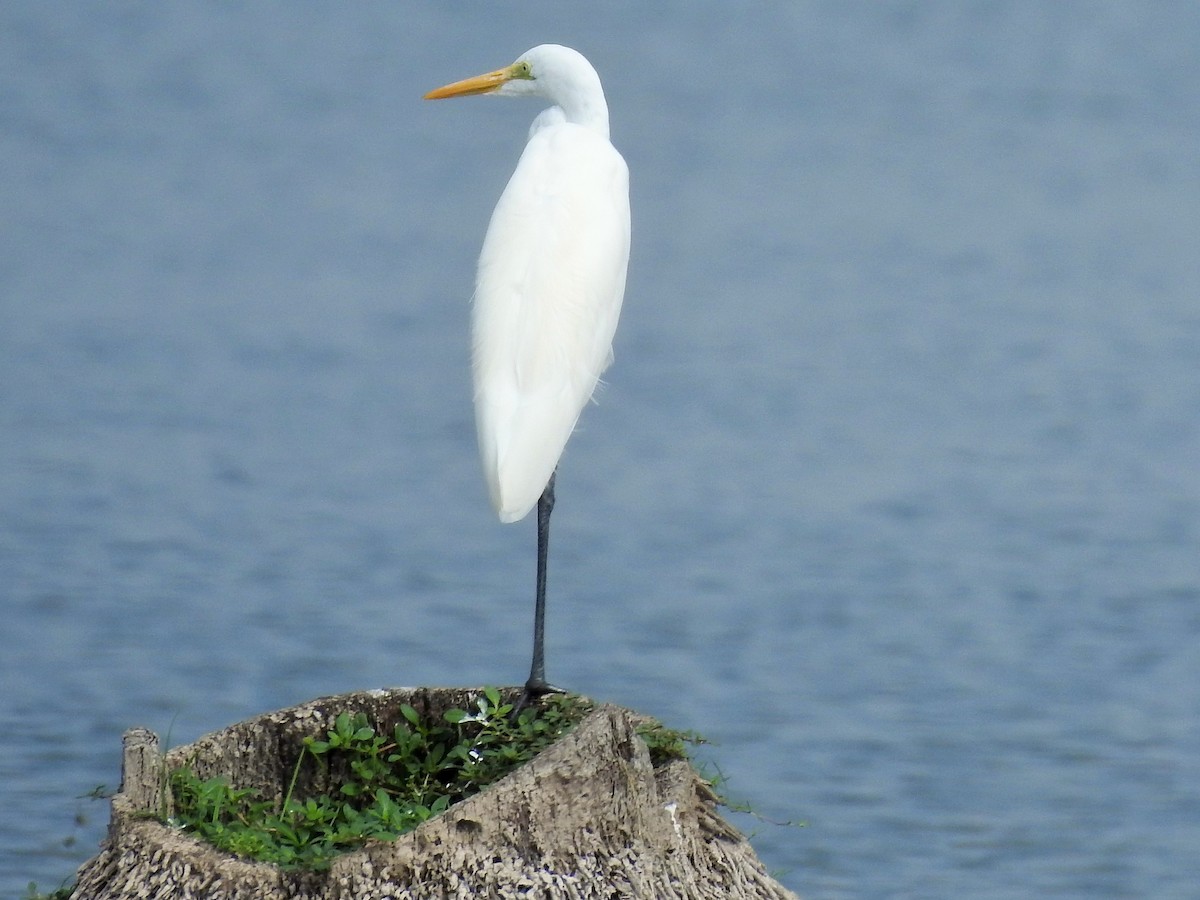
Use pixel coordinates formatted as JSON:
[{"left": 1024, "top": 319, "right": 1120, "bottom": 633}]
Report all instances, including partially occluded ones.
[{"left": 559, "top": 93, "right": 610, "bottom": 139}]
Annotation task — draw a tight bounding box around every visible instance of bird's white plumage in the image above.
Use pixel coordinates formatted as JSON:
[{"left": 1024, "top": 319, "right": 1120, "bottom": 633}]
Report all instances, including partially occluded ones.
[
  {"left": 474, "top": 120, "right": 629, "bottom": 521},
  {"left": 429, "top": 44, "right": 631, "bottom": 523}
]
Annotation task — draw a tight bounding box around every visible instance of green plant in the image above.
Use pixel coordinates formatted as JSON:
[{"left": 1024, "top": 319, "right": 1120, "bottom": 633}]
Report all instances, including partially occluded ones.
[
  {"left": 635, "top": 721, "right": 708, "bottom": 766},
  {"left": 22, "top": 883, "right": 74, "bottom": 900},
  {"left": 635, "top": 720, "right": 802, "bottom": 831},
  {"left": 166, "top": 689, "right": 594, "bottom": 871}
]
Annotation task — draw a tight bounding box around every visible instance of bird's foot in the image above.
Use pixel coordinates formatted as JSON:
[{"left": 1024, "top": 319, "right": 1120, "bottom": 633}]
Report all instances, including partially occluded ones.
[{"left": 511, "top": 678, "right": 566, "bottom": 721}]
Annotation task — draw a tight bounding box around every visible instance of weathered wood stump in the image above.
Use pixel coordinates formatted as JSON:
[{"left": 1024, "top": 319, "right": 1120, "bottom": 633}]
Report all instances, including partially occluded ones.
[{"left": 72, "top": 687, "right": 799, "bottom": 899}]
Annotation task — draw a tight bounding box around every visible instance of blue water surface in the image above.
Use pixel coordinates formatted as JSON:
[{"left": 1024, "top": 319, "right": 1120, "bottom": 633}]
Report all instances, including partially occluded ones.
[{"left": 2, "top": 4, "right": 1198, "bottom": 897}]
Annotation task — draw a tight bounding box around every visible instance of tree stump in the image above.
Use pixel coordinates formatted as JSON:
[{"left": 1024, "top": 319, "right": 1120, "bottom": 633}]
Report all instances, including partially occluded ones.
[{"left": 71, "top": 687, "right": 799, "bottom": 899}]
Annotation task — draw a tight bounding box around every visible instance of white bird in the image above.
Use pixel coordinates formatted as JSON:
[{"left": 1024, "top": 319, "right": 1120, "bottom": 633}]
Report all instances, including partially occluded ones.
[{"left": 425, "top": 45, "right": 630, "bottom": 707}]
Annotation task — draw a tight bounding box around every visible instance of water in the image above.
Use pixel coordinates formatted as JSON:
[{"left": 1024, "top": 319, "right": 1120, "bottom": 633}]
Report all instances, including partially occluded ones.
[{"left": 3, "top": 3, "right": 1198, "bottom": 897}]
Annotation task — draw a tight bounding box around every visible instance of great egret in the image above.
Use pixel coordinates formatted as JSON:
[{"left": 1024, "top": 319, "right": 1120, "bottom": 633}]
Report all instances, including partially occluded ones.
[{"left": 425, "top": 45, "right": 631, "bottom": 707}]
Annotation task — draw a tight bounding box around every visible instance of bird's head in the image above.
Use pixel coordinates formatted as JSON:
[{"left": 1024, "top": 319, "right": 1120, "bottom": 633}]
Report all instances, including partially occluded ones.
[{"left": 424, "top": 45, "right": 608, "bottom": 134}]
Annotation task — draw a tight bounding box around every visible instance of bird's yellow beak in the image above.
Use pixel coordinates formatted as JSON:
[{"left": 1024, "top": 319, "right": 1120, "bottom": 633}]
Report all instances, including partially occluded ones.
[{"left": 424, "top": 65, "right": 514, "bottom": 100}]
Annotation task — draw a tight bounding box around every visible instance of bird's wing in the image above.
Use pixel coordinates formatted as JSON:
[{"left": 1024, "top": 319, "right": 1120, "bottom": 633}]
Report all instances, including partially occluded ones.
[{"left": 472, "top": 122, "right": 631, "bottom": 522}]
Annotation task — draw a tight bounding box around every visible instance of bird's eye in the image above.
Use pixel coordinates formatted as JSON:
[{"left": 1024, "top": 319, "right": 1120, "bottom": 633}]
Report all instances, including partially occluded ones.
[{"left": 514, "top": 60, "right": 534, "bottom": 79}]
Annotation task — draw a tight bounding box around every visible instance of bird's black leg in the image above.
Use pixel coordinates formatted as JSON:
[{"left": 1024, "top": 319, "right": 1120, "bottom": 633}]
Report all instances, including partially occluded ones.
[{"left": 513, "top": 471, "right": 564, "bottom": 717}]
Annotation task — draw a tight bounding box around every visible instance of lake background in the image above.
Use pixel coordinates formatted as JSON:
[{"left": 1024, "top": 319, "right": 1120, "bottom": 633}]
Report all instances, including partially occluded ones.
[{"left": 2, "top": 3, "right": 1198, "bottom": 897}]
